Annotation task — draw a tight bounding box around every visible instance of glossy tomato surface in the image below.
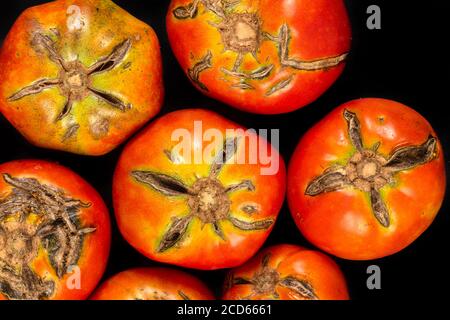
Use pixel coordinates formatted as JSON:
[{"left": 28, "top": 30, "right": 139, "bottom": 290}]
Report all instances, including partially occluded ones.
[
  {"left": 166, "top": 0, "right": 351, "bottom": 114},
  {"left": 223, "top": 244, "right": 349, "bottom": 300},
  {"left": 113, "top": 109, "right": 286, "bottom": 270},
  {"left": 0, "top": 0, "right": 163, "bottom": 155},
  {"left": 287, "top": 98, "right": 446, "bottom": 260},
  {"left": 91, "top": 267, "right": 214, "bottom": 300},
  {"left": 0, "top": 159, "right": 110, "bottom": 300}
]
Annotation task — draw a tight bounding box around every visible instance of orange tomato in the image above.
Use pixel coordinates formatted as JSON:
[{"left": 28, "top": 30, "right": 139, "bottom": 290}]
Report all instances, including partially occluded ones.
[
  {"left": 166, "top": 0, "right": 351, "bottom": 114},
  {"left": 222, "top": 244, "right": 349, "bottom": 300},
  {"left": 113, "top": 109, "right": 286, "bottom": 270},
  {"left": 0, "top": 0, "right": 163, "bottom": 155},
  {"left": 0, "top": 159, "right": 110, "bottom": 300},
  {"left": 287, "top": 98, "right": 446, "bottom": 260},
  {"left": 91, "top": 267, "right": 215, "bottom": 300}
]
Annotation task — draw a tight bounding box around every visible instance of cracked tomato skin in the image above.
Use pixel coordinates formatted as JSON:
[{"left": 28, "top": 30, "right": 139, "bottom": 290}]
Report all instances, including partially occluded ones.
[
  {"left": 0, "top": 0, "right": 163, "bottom": 155},
  {"left": 222, "top": 244, "right": 349, "bottom": 300},
  {"left": 113, "top": 109, "right": 286, "bottom": 270},
  {"left": 90, "top": 268, "right": 214, "bottom": 300},
  {"left": 287, "top": 98, "right": 446, "bottom": 260},
  {"left": 0, "top": 160, "right": 110, "bottom": 300},
  {"left": 167, "top": 0, "right": 351, "bottom": 114}
]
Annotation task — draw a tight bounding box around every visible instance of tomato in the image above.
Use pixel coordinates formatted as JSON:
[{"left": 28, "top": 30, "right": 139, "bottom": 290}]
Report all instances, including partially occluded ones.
[
  {"left": 222, "top": 244, "right": 349, "bottom": 300},
  {"left": 166, "top": 0, "right": 351, "bottom": 114},
  {"left": 0, "top": 0, "right": 163, "bottom": 155},
  {"left": 113, "top": 109, "right": 286, "bottom": 270},
  {"left": 287, "top": 98, "right": 446, "bottom": 260},
  {"left": 90, "top": 267, "right": 214, "bottom": 300},
  {"left": 0, "top": 159, "right": 110, "bottom": 300}
]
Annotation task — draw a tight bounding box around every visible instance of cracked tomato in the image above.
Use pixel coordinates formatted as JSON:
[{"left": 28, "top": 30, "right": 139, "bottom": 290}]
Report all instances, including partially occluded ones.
[
  {"left": 166, "top": 0, "right": 351, "bottom": 114},
  {"left": 287, "top": 98, "right": 446, "bottom": 260},
  {"left": 91, "top": 267, "right": 214, "bottom": 300},
  {"left": 0, "top": 159, "right": 110, "bottom": 300},
  {"left": 113, "top": 109, "right": 286, "bottom": 270},
  {"left": 0, "top": 0, "right": 163, "bottom": 155},
  {"left": 222, "top": 244, "right": 349, "bottom": 300}
]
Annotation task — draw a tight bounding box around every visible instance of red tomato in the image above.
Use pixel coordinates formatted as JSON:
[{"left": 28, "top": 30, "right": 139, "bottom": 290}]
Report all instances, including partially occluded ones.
[
  {"left": 0, "top": 159, "right": 110, "bottom": 300},
  {"left": 91, "top": 267, "right": 214, "bottom": 300},
  {"left": 287, "top": 98, "right": 446, "bottom": 260},
  {"left": 113, "top": 109, "right": 286, "bottom": 270},
  {"left": 222, "top": 244, "right": 349, "bottom": 300},
  {"left": 0, "top": 0, "right": 163, "bottom": 155},
  {"left": 167, "top": 0, "right": 351, "bottom": 114}
]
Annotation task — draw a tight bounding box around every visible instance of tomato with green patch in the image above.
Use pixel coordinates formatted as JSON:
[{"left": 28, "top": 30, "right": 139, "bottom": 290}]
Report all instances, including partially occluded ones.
[
  {"left": 287, "top": 98, "right": 446, "bottom": 260},
  {"left": 223, "top": 244, "right": 349, "bottom": 300},
  {"left": 113, "top": 109, "right": 286, "bottom": 270},
  {"left": 0, "top": 0, "right": 163, "bottom": 155},
  {"left": 167, "top": 0, "right": 351, "bottom": 114}
]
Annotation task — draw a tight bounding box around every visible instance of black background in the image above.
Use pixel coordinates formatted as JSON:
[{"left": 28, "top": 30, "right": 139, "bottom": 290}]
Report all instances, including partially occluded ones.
[{"left": 1, "top": 0, "right": 449, "bottom": 302}]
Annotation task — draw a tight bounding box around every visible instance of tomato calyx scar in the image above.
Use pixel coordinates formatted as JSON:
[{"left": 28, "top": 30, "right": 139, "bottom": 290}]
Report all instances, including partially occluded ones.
[
  {"left": 226, "top": 253, "right": 318, "bottom": 300},
  {"left": 131, "top": 136, "right": 274, "bottom": 253},
  {"left": 0, "top": 174, "right": 95, "bottom": 300},
  {"left": 305, "top": 109, "right": 438, "bottom": 228},
  {"left": 8, "top": 32, "right": 133, "bottom": 141}
]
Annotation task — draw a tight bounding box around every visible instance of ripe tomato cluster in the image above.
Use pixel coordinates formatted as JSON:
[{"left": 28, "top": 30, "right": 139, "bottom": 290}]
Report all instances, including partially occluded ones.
[{"left": 0, "top": 0, "right": 446, "bottom": 301}]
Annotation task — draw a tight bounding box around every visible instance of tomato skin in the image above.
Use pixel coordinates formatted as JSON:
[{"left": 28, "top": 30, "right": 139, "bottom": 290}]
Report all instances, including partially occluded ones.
[
  {"left": 90, "top": 268, "right": 215, "bottom": 300},
  {"left": 167, "top": 0, "right": 351, "bottom": 114},
  {"left": 113, "top": 109, "right": 286, "bottom": 270},
  {"left": 287, "top": 98, "right": 446, "bottom": 260},
  {"left": 0, "top": 0, "right": 163, "bottom": 155},
  {"left": 222, "top": 244, "right": 349, "bottom": 300},
  {"left": 0, "top": 159, "right": 111, "bottom": 300}
]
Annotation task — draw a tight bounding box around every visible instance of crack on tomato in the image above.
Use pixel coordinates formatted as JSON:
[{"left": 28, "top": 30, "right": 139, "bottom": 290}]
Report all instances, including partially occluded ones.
[
  {"left": 231, "top": 82, "right": 254, "bottom": 90},
  {"left": 173, "top": 0, "right": 200, "bottom": 19},
  {"left": 240, "top": 204, "right": 259, "bottom": 215},
  {"left": 0, "top": 174, "right": 95, "bottom": 300},
  {"left": 88, "top": 87, "right": 131, "bottom": 112},
  {"left": 210, "top": 136, "right": 240, "bottom": 177},
  {"left": 228, "top": 253, "right": 318, "bottom": 300},
  {"left": 62, "top": 123, "right": 80, "bottom": 142},
  {"left": 164, "top": 148, "right": 184, "bottom": 164},
  {"left": 0, "top": 263, "right": 54, "bottom": 301},
  {"left": 264, "top": 24, "right": 348, "bottom": 71},
  {"left": 8, "top": 32, "right": 132, "bottom": 141},
  {"left": 135, "top": 289, "right": 191, "bottom": 300},
  {"left": 173, "top": 0, "right": 239, "bottom": 20},
  {"left": 132, "top": 171, "right": 190, "bottom": 196},
  {"left": 178, "top": 290, "right": 191, "bottom": 300},
  {"left": 156, "top": 215, "right": 193, "bottom": 252},
  {"left": 188, "top": 50, "right": 212, "bottom": 91},
  {"left": 278, "top": 276, "right": 318, "bottom": 300},
  {"left": 131, "top": 136, "right": 273, "bottom": 252},
  {"left": 8, "top": 78, "right": 62, "bottom": 101},
  {"left": 221, "top": 64, "right": 274, "bottom": 81},
  {"left": 305, "top": 109, "right": 438, "bottom": 228},
  {"left": 265, "top": 75, "right": 294, "bottom": 96}
]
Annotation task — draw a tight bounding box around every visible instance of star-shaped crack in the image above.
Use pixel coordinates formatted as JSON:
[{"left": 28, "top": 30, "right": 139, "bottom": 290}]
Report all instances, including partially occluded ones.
[
  {"left": 8, "top": 33, "right": 132, "bottom": 123},
  {"left": 226, "top": 253, "right": 319, "bottom": 300},
  {"left": 305, "top": 109, "right": 438, "bottom": 227},
  {"left": 131, "top": 136, "right": 274, "bottom": 253}
]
